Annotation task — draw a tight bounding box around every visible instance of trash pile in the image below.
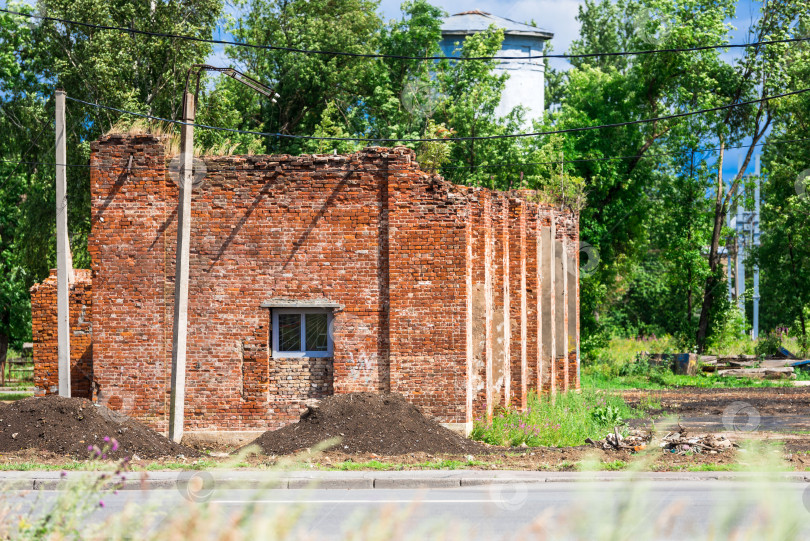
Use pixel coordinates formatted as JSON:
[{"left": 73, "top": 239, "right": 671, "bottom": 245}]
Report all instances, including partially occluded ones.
[
  {"left": 586, "top": 428, "right": 651, "bottom": 451},
  {"left": 587, "top": 427, "right": 735, "bottom": 455},
  {"left": 658, "top": 431, "right": 734, "bottom": 455}
]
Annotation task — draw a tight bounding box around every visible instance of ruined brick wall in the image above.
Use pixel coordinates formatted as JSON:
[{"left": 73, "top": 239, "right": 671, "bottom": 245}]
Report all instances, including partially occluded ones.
[
  {"left": 31, "top": 269, "right": 93, "bottom": 397},
  {"left": 88, "top": 135, "right": 172, "bottom": 428},
  {"left": 33, "top": 134, "right": 583, "bottom": 434},
  {"left": 88, "top": 136, "right": 403, "bottom": 431},
  {"left": 387, "top": 172, "right": 469, "bottom": 423}
]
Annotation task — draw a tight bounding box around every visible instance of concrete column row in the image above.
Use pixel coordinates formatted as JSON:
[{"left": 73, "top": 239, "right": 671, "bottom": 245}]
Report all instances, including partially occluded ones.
[{"left": 468, "top": 194, "right": 578, "bottom": 423}]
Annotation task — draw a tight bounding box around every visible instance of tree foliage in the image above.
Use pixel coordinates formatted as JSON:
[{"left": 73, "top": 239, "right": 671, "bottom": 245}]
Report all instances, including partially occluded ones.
[{"left": 1, "top": 0, "right": 809, "bottom": 359}]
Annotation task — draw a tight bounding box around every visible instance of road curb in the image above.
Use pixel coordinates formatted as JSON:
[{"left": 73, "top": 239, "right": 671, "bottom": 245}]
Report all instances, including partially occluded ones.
[{"left": 2, "top": 471, "right": 809, "bottom": 491}]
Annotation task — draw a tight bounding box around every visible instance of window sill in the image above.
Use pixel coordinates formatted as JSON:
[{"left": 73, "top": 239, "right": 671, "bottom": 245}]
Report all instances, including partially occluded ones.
[{"left": 272, "top": 352, "right": 334, "bottom": 359}]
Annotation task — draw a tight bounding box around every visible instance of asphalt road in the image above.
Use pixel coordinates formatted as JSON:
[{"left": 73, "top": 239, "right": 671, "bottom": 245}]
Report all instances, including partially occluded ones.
[{"left": 6, "top": 480, "right": 810, "bottom": 539}]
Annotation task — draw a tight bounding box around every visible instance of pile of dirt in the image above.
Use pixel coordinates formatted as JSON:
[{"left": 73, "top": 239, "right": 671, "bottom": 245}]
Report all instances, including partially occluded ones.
[
  {"left": 0, "top": 396, "right": 197, "bottom": 459},
  {"left": 248, "top": 392, "right": 492, "bottom": 456}
]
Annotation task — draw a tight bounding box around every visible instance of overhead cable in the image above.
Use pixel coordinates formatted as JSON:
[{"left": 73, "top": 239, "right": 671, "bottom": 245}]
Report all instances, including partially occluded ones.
[
  {"left": 4, "top": 135, "right": 810, "bottom": 173},
  {"left": 3, "top": 7, "right": 809, "bottom": 62},
  {"left": 65, "top": 87, "right": 810, "bottom": 143}
]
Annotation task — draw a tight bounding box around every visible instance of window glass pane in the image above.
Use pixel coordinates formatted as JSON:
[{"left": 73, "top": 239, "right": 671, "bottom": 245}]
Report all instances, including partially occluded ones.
[
  {"left": 278, "top": 314, "right": 301, "bottom": 352},
  {"left": 305, "top": 313, "right": 329, "bottom": 352}
]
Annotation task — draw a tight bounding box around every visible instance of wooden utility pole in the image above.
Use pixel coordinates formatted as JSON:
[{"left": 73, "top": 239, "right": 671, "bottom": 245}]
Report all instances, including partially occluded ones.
[
  {"left": 169, "top": 92, "right": 194, "bottom": 443},
  {"left": 55, "top": 90, "right": 74, "bottom": 397}
]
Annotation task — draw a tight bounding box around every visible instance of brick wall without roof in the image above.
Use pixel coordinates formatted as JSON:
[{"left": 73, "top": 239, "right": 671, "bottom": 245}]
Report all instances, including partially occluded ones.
[
  {"left": 32, "top": 134, "right": 580, "bottom": 433},
  {"left": 31, "top": 269, "right": 93, "bottom": 398}
]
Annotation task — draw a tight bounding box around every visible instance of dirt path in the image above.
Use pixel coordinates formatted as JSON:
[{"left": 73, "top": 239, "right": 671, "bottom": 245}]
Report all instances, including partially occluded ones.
[{"left": 621, "top": 387, "right": 810, "bottom": 418}]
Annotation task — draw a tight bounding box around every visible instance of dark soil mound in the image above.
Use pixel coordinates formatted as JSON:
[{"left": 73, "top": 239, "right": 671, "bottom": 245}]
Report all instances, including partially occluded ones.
[
  {"left": 0, "top": 396, "right": 198, "bottom": 459},
  {"left": 247, "top": 392, "right": 491, "bottom": 455}
]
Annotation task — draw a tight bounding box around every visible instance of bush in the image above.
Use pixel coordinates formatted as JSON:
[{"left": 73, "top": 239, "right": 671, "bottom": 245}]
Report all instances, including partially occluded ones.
[
  {"left": 707, "top": 306, "right": 751, "bottom": 354},
  {"left": 755, "top": 331, "right": 783, "bottom": 357}
]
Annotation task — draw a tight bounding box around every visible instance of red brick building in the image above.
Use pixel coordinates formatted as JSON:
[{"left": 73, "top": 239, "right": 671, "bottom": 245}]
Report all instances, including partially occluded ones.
[{"left": 33, "top": 134, "right": 580, "bottom": 439}]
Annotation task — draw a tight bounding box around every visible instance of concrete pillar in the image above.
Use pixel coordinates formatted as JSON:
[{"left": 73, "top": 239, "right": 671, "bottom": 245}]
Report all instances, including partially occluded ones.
[
  {"left": 519, "top": 203, "right": 527, "bottom": 409},
  {"left": 501, "top": 196, "right": 510, "bottom": 407},
  {"left": 554, "top": 228, "right": 568, "bottom": 393},
  {"left": 169, "top": 92, "right": 195, "bottom": 443},
  {"left": 561, "top": 235, "right": 569, "bottom": 392},
  {"left": 484, "top": 193, "right": 494, "bottom": 422},
  {"left": 55, "top": 90, "right": 74, "bottom": 398},
  {"left": 465, "top": 202, "right": 474, "bottom": 426},
  {"left": 543, "top": 217, "right": 556, "bottom": 395},
  {"left": 568, "top": 249, "right": 578, "bottom": 389}
]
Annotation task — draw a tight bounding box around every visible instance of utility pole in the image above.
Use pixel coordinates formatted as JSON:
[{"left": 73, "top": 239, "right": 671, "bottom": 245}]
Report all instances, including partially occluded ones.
[
  {"left": 55, "top": 90, "right": 74, "bottom": 397},
  {"left": 736, "top": 182, "right": 746, "bottom": 318},
  {"left": 752, "top": 155, "right": 761, "bottom": 339},
  {"left": 168, "top": 91, "right": 194, "bottom": 443},
  {"left": 169, "top": 66, "right": 278, "bottom": 443}
]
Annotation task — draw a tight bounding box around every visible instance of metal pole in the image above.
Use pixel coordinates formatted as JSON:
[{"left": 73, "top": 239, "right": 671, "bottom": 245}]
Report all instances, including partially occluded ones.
[
  {"left": 736, "top": 158, "right": 745, "bottom": 321},
  {"left": 169, "top": 92, "right": 194, "bottom": 443},
  {"left": 55, "top": 90, "right": 74, "bottom": 397},
  {"left": 727, "top": 200, "right": 734, "bottom": 304},
  {"left": 753, "top": 155, "right": 761, "bottom": 340}
]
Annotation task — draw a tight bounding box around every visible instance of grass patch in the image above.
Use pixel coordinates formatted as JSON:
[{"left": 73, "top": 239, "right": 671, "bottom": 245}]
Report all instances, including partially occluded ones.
[
  {"left": 600, "top": 460, "right": 628, "bottom": 471},
  {"left": 334, "top": 460, "right": 390, "bottom": 471},
  {"left": 582, "top": 337, "right": 799, "bottom": 390},
  {"left": 0, "top": 462, "right": 90, "bottom": 471},
  {"left": 141, "top": 460, "right": 219, "bottom": 471},
  {"left": 0, "top": 392, "right": 34, "bottom": 401},
  {"left": 684, "top": 463, "right": 740, "bottom": 472},
  {"left": 0, "top": 460, "right": 226, "bottom": 472},
  {"left": 583, "top": 372, "right": 790, "bottom": 390},
  {"left": 470, "top": 390, "right": 642, "bottom": 447},
  {"left": 332, "top": 458, "right": 489, "bottom": 471}
]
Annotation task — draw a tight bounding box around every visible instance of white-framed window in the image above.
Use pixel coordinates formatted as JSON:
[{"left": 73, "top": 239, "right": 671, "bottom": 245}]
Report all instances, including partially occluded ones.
[{"left": 271, "top": 308, "right": 334, "bottom": 358}]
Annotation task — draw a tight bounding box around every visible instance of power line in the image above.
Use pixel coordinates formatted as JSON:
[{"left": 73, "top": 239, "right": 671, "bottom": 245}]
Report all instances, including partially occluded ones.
[
  {"left": 0, "top": 115, "right": 54, "bottom": 187},
  {"left": 3, "top": 7, "right": 810, "bottom": 63},
  {"left": 3, "top": 134, "right": 809, "bottom": 173},
  {"left": 65, "top": 87, "right": 810, "bottom": 143}
]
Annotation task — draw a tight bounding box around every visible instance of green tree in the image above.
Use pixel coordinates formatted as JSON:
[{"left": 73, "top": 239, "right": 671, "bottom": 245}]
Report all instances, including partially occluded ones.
[
  {"left": 753, "top": 31, "right": 810, "bottom": 353},
  {"left": 0, "top": 0, "right": 224, "bottom": 361},
  {"left": 228, "top": 0, "right": 383, "bottom": 153},
  {"left": 0, "top": 3, "right": 42, "bottom": 376},
  {"left": 550, "top": 0, "right": 737, "bottom": 351},
  {"left": 695, "top": 0, "right": 810, "bottom": 351}
]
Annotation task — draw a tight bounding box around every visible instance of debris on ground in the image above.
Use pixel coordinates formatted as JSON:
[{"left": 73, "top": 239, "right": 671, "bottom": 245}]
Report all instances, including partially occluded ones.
[
  {"left": 246, "top": 392, "right": 492, "bottom": 456},
  {"left": 587, "top": 427, "right": 735, "bottom": 455},
  {"left": 716, "top": 367, "right": 795, "bottom": 380},
  {"left": 586, "top": 428, "right": 651, "bottom": 451},
  {"left": 0, "top": 396, "right": 197, "bottom": 459},
  {"left": 658, "top": 431, "right": 735, "bottom": 454}
]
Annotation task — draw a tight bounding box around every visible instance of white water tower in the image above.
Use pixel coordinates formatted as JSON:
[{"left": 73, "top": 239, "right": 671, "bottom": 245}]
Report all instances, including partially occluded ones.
[{"left": 440, "top": 10, "right": 554, "bottom": 126}]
